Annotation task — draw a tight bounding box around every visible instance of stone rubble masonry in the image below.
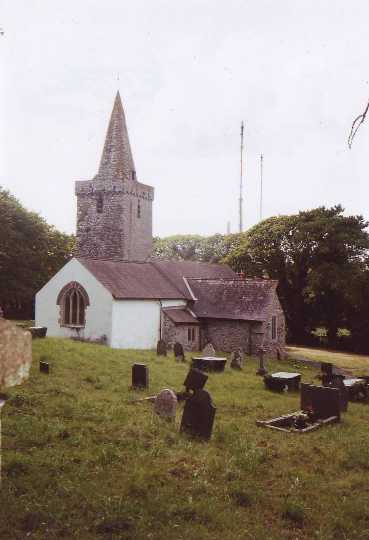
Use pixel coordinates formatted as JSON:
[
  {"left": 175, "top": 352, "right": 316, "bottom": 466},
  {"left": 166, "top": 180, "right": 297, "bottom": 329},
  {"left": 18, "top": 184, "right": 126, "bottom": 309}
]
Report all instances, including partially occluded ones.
[
  {"left": 75, "top": 92, "right": 154, "bottom": 261},
  {"left": 0, "top": 319, "right": 32, "bottom": 388},
  {"left": 162, "top": 312, "right": 200, "bottom": 352}
]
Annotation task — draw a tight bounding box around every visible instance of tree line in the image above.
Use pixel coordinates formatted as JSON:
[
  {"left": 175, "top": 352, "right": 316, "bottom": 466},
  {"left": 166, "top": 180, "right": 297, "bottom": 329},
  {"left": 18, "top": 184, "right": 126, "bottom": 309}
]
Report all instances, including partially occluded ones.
[{"left": 1, "top": 187, "right": 368, "bottom": 353}]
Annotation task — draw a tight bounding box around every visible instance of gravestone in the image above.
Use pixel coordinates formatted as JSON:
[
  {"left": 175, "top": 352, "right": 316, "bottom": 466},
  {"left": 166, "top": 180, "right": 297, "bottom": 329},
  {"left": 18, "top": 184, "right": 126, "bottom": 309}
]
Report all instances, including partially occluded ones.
[
  {"left": 180, "top": 389, "right": 216, "bottom": 439},
  {"left": 132, "top": 364, "right": 149, "bottom": 389},
  {"left": 0, "top": 319, "right": 32, "bottom": 388},
  {"left": 329, "top": 375, "right": 348, "bottom": 412},
  {"left": 202, "top": 343, "right": 216, "bottom": 356},
  {"left": 154, "top": 389, "right": 178, "bottom": 420},
  {"left": 183, "top": 368, "right": 208, "bottom": 392},
  {"left": 321, "top": 362, "right": 333, "bottom": 385},
  {"left": 230, "top": 349, "right": 243, "bottom": 369},
  {"left": 256, "top": 347, "right": 267, "bottom": 376},
  {"left": 39, "top": 361, "right": 50, "bottom": 374},
  {"left": 173, "top": 342, "right": 185, "bottom": 362},
  {"left": 300, "top": 383, "right": 341, "bottom": 421},
  {"left": 156, "top": 339, "right": 167, "bottom": 356}
]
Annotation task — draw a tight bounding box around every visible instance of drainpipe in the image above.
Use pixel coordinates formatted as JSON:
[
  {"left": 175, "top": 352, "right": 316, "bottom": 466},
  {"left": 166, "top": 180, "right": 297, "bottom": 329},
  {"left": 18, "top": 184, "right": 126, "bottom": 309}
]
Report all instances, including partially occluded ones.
[{"left": 158, "top": 300, "right": 162, "bottom": 340}]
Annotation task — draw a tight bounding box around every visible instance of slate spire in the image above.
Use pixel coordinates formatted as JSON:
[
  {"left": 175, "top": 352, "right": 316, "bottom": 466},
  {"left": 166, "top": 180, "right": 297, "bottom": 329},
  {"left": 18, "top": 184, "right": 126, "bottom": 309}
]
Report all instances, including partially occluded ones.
[{"left": 97, "top": 91, "right": 136, "bottom": 182}]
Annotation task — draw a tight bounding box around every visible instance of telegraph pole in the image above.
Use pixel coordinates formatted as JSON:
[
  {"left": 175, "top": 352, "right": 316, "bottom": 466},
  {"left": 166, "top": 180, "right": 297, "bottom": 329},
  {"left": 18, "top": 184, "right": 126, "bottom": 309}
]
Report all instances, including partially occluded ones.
[
  {"left": 259, "top": 154, "right": 263, "bottom": 221},
  {"left": 239, "top": 121, "right": 244, "bottom": 232}
]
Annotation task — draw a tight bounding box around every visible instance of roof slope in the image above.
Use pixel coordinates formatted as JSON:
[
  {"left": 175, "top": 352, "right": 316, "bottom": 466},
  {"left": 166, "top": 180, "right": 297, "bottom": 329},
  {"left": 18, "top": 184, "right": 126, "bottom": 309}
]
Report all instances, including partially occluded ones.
[
  {"left": 187, "top": 278, "right": 278, "bottom": 321},
  {"left": 162, "top": 307, "right": 199, "bottom": 324},
  {"left": 77, "top": 258, "right": 236, "bottom": 300}
]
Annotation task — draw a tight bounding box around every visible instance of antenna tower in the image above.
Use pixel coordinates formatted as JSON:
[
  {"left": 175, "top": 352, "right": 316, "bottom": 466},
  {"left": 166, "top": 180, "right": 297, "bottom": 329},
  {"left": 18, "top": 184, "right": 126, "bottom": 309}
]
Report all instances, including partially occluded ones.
[
  {"left": 239, "top": 121, "right": 244, "bottom": 232},
  {"left": 259, "top": 154, "right": 263, "bottom": 221}
]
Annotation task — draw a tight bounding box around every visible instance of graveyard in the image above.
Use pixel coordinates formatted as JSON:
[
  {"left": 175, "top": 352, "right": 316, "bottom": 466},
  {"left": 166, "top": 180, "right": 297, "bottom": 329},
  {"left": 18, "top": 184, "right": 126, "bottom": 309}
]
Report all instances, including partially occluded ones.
[{"left": 0, "top": 337, "right": 367, "bottom": 540}]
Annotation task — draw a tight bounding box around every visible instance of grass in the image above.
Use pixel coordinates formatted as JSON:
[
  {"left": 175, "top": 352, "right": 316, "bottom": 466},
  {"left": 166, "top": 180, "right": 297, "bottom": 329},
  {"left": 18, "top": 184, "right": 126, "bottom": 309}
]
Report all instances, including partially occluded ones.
[
  {"left": 0, "top": 338, "right": 368, "bottom": 540},
  {"left": 287, "top": 346, "right": 369, "bottom": 372}
]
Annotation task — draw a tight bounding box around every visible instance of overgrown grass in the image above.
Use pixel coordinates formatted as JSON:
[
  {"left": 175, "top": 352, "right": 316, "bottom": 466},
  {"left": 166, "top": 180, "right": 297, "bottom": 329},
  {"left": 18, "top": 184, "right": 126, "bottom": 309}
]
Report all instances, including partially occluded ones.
[
  {"left": 287, "top": 346, "right": 369, "bottom": 372},
  {"left": 0, "top": 338, "right": 368, "bottom": 539}
]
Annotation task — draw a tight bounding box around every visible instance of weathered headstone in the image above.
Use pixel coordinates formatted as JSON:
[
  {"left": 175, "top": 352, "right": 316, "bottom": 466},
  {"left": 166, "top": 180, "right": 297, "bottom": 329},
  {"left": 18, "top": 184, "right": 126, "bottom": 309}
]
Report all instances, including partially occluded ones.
[
  {"left": 180, "top": 389, "right": 216, "bottom": 440},
  {"left": 0, "top": 319, "right": 32, "bottom": 486},
  {"left": 300, "top": 383, "right": 341, "bottom": 421},
  {"left": 154, "top": 389, "right": 178, "bottom": 420},
  {"left": 132, "top": 363, "right": 149, "bottom": 389},
  {"left": 256, "top": 347, "right": 267, "bottom": 376},
  {"left": 156, "top": 339, "right": 167, "bottom": 356},
  {"left": 184, "top": 368, "right": 208, "bottom": 392},
  {"left": 173, "top": 342, "right": 185, "bottom": 362},
  {"left": 39, "top": 361, "right": 50, "bottom": 374},
  {"left": 230, "top": 349, "right": 243, "bottom": 369},
  {"left": 202, "top": 343, "right": 216, "bottom": 356}
]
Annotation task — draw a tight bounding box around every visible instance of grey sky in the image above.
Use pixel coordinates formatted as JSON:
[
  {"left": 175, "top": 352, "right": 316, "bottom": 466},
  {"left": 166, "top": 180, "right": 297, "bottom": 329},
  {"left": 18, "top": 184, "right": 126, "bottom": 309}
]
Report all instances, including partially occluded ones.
[{"left": 1, "top": 0, "right": 368, "bottom": 237}]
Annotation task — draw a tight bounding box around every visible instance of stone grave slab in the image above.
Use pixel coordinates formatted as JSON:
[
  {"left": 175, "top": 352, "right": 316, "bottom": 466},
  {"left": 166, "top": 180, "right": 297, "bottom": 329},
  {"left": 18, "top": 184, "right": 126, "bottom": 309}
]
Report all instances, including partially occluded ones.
[
  {"left": 132, "top": 364, "right": 149, "bottom": 389},
  {"left": 156, "top": 339, "right": 167, "bottom": 356},
  {"left": 192, "top": 356, "right": 227, "bottom": 372},
  {"left": 154, "top": 389, "right": 178, "bottom": 419},
  {"left": 180, "top": 389, "right": 216, "bottom": 439},
  {"left": 0, "top": 319, "right": 32, "bottom": 388},
  {"left": 173, "top": 342, "right": 185, "bottom": 362},
  {"left": 264, "top": 372, "right": 301, "bottom": 392}
]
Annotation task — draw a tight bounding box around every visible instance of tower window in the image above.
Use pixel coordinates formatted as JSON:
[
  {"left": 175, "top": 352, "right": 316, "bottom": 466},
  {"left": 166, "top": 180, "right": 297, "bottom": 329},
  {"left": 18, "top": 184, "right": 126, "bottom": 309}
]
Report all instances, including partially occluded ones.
[
  {"left": 97, "top": 194, "right": 103, "bottom": 213},
  {"left": 137, "top": 200, "right": 141, "bottom": 218},
  {"left": 132, "top": 170, "right": 136, "bottom": 181}
]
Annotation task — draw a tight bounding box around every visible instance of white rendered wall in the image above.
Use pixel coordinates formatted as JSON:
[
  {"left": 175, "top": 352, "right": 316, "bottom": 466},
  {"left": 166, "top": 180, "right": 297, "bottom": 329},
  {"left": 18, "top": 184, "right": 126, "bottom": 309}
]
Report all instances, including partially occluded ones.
[
  {"left": 35, "top": 258, "right": 113, "bottom": 343},
  {"left": 111, "top": 298, "right": 186, "bottom": 349}
]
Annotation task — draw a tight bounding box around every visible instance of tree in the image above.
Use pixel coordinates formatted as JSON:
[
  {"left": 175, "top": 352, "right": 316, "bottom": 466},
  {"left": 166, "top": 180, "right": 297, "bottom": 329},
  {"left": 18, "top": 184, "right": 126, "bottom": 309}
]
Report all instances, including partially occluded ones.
[
  {"left": 224, "top": 206, "right": 369, "bottom": 347},
  {"left": 0, "top": 187, "right": 75, "bottom": 318}
]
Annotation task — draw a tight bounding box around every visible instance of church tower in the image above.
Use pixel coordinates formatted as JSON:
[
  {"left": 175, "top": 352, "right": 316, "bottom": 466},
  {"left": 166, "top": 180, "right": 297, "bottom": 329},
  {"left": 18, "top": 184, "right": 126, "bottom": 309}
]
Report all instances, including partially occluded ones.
[{"left": 75, "top": 92, "right": 154, "bottom": 260}]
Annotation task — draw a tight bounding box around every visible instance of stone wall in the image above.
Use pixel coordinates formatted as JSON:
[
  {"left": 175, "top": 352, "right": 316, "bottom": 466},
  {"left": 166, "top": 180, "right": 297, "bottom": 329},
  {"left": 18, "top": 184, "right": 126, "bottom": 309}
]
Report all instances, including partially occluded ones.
[
  {"left": 259, "top": 293, "right": 286, "bottom": 358},
  {"left": 201, "top": 319, "right": 252, "bottom": 353},
  {"left": 75, "top": 179, "right": 153, "bottom": 261},
  {"left": 162, "top": 313, "right": 200, "bottom": 351}
]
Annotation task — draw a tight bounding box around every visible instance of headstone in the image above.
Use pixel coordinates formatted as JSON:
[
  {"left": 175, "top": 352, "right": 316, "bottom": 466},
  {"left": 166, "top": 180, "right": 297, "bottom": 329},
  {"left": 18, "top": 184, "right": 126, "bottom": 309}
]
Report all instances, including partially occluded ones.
[
  {"left": 180, "top": 389, "right": 216, "bottom": 439},
  {"left": 132, "top": 363, "right": 149, "bottom": 389},
  {"left": 183, "top": 368, "right": 208, "bottom": 392},
  {"left": 154, "top": 389, "right": 178, "bottom": 419},
  {"left": 300, "top": 383, "right": 341, "bottom": 421},
  {"left": 156, "top": 339, "right": 167, "bottom": 356},
  {"left": 202, "top": 343, "right": 216, "bottom": 356},
  {"left": 321, "top": 362, "right": 333, "bottom": 385},
  {"left": 39, "top": 361, "right": 50, "bottom": 374},
  {"left": 230, "top": 349, "right": 243, "bottom": 369},
  {"left": 329, "top": 375, "right": 348, "bottom": 412},
  {"left": 256, "top": 347, "right": 267, "bottom": 375},
  {"left": 0, "top": 319, "right": 32, "bottom": 388},
  {"left": 173, "top": 342, "right": 185, "bottom": 362}
]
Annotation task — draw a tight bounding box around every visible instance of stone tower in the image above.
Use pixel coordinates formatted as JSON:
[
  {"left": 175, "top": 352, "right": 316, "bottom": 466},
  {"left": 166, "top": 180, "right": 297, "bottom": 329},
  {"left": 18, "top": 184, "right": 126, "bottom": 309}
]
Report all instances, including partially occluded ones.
[{"left": 75, "top": 92, "right": 154, "bottom": 260}]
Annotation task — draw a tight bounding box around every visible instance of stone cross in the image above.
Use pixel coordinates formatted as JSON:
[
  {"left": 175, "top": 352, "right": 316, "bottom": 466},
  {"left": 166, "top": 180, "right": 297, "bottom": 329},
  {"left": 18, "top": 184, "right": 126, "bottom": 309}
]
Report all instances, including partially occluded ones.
[
  {"left": 0, "top": 319, "right": 32, "bottom": 486},
  {"left": 202, "top": 343, "right": 216, "bottom": 356},
  {"left": 256, "top": 346, "right": 267, "bottom": 375},
  {"left": 154, "top": 389, "right": 178, "bottom": 420}
]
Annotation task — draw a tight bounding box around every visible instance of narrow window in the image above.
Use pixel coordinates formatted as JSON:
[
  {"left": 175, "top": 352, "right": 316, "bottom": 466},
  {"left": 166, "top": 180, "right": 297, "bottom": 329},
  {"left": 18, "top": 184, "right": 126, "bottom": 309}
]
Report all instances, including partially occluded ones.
[
  {"left": 137, "top": 200, "right": 141, "bottom": 218},
  {"left": 97, "top": 194, "right": 103, "bottom": 213},
  {"left": 271, "top": 316, "right": 277, "bottom": 340},
  {"left": 132, "top": 170, "right": 136, "bottom": 181},
  {"left": 188, "top": 327, "right": 191, "bottom": 341},
  {"left": 192, "top": 328, "right": 196, "bottom": 341}
]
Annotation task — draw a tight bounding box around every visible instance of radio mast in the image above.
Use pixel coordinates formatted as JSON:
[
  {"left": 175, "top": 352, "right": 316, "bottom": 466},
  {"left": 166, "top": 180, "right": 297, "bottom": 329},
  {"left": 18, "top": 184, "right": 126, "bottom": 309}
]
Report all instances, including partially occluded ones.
[
  {"left": 239, "top": 121, "right": 244, "bottom": 232},
  {"left": 259, "top": 154, "right": 263, "bottom": 221}
]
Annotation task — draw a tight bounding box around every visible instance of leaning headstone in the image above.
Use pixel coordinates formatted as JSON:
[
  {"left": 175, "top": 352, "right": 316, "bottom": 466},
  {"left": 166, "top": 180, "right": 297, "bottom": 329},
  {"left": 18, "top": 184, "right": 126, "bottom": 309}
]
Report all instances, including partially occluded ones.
[
  {"left": 256, "top": 347, "right": 267, "bottom": 376},
  {"left": 230, "top": 349, "right": 243, "bottom": 369},
  {"left": 132, "top": 364, "right": 149, "bottom": 389},
  {"left": 173, "top": 342, "right": 185, "bottom": 362},
  {"left": 202, "top": 343, "right": 216, "bottom": 356},
  {"left": 156, "top": 339, "right": 167, "bottom": 356},
  {"left": 39, "top": 361, "right": 50, "bottom": 374},
  {"left": 180, "top": 389, "right": 216, "bottom": 440},
  {"left": 0, "top": 319, "right": 32, "bottom": 486},
  {"left": 154, "top": 389, "right": 178, "bottom": 420},
  {"left": 183, "top": 368, "right": 208, "bottom": 392}
]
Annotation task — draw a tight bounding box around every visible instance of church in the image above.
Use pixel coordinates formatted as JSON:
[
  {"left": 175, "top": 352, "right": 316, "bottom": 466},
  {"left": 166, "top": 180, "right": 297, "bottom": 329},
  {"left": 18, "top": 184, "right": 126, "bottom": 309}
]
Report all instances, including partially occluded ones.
[{"left": 35, "top": 92, "right": 286, "bottom": 356}]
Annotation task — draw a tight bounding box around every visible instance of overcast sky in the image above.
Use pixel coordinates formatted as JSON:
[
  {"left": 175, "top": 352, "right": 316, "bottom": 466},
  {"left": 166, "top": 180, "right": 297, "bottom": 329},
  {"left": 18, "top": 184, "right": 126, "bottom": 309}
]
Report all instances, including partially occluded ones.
[{"left": 1, "top": 1, "right": 368, "bottom": 237}]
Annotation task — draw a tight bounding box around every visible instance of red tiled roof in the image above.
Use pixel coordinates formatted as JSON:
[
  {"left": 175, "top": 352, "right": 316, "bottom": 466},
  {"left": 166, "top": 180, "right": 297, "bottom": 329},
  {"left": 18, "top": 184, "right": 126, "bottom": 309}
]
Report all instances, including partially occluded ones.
[
  {"left": 187, "top": 278, "right": 278, "bottom": 321},
  {"left": 162, "top": 307, "right": 199, "bottom": 324},
  {"left": 77, "top": 258, "right": 236, "bottom": 300}
]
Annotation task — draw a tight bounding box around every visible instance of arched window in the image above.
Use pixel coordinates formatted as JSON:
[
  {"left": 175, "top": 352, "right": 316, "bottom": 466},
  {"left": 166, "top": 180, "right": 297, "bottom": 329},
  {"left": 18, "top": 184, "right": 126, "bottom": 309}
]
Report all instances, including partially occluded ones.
[
  {"left": 97, "top": 193, "right": 103, "bottom": 213},
  {"left": 137, "top": 200, "right": 141, "bottom": 218},
  {"left": 57, "top": 282, "right": 90, "bottom": 327}
]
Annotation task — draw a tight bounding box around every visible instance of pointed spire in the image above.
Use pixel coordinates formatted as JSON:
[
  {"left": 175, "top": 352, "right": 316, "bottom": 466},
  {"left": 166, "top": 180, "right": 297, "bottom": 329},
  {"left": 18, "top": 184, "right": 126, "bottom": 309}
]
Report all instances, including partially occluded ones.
[{"left": 97, "top": 91, "right": 136, "bottom": 182}]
